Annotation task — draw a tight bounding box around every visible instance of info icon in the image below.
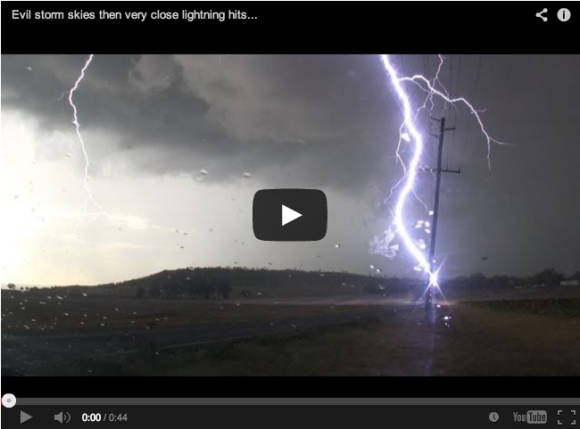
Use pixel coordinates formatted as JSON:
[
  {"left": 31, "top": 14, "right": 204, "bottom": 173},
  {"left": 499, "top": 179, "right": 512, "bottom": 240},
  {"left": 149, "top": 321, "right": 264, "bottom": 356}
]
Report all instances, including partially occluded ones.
[{"left": 253, "top": 189, "right": 327, "bottom": 242}]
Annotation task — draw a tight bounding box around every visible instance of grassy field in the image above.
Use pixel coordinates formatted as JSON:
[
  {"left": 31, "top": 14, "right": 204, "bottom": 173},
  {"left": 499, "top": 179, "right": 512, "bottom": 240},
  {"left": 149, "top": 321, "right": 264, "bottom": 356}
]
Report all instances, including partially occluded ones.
[
  {"left": 38, "top": 300, "right": 580, "bottom": 376},
  {"left": 1, "top": 295, "right": 380, "bottom": 333},
  {"left": 462, "top": 297, "right": 580, "bottom": 318},
  {"left": 3, "top": 278, "right": 579, "bottom": 376}
]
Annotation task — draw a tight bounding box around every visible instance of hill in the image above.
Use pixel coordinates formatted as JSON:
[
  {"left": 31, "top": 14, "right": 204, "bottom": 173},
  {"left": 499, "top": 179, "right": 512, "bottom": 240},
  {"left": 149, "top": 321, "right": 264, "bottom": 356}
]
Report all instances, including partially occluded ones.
[{"left": 6, "top": 267, "right": 424, "bottom": 300}]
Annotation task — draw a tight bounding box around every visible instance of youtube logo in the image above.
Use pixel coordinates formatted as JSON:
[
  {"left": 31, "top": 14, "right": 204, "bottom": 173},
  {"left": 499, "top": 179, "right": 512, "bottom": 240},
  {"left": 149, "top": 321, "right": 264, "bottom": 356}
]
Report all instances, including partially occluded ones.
[{"left": 253, "top": 189, "right": 327, "bottom": 242}]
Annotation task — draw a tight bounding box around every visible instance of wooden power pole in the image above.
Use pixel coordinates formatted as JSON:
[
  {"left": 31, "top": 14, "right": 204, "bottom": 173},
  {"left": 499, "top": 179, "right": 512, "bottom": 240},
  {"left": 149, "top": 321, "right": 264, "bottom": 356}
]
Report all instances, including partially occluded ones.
[{"left": 424, "top": 117, "right": 460, "bottom": 318}]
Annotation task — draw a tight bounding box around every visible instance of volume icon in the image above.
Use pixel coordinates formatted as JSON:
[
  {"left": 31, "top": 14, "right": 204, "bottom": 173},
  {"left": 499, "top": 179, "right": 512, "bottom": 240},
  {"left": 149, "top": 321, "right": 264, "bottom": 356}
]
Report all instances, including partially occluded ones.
[{"left": 54, "top": 412, "right": 71, "bottom": 424}]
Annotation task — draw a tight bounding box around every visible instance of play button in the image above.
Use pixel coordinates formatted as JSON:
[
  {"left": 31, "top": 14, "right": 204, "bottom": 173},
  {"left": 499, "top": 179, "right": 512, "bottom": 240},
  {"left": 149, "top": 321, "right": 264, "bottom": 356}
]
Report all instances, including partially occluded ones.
[
  {"left": 282, "top": 205, "right": 302, "bottom": 226},
  {"left": 20, "top": 411, "right": 33, "bottom": 424},
  {"left": 253, "top": 189, "right": 327, "bottom": 241}
]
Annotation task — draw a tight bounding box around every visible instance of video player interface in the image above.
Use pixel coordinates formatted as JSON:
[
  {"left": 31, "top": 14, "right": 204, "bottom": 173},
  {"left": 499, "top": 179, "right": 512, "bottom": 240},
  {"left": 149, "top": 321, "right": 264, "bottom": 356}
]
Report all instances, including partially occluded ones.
[{"left": 1, "top": 2, "right": 579, "bottom": 429}]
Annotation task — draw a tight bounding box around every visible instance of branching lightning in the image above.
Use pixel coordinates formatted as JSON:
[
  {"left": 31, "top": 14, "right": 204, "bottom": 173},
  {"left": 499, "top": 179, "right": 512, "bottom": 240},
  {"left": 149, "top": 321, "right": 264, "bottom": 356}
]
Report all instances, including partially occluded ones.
[{"left": 380, "top": 55, "right": 504, "bottom": 287}]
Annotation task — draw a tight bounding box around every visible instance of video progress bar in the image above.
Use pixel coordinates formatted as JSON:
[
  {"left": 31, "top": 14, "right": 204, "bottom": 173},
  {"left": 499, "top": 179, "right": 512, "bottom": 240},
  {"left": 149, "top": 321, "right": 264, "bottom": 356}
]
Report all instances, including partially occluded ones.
[{"left": 17, "top": 398, "right": 580, "bottom": 406}]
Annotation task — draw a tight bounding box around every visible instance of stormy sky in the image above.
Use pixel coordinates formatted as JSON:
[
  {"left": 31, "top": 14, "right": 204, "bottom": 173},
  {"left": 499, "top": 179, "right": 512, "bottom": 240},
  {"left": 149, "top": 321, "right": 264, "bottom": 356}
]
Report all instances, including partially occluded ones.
[{"left": 1, "top": 54, "right": 579, "bottom": 286}]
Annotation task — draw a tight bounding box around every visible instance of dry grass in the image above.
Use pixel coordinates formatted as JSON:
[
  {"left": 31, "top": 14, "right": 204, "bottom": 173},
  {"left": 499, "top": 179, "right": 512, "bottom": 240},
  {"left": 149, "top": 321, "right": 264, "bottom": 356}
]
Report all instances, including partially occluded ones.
[
  {"left": 1, "top": 294, "right": 373, "bottom": 333},
  {"left": 52, "top": 302, "right": 580, "bottom": 376}
]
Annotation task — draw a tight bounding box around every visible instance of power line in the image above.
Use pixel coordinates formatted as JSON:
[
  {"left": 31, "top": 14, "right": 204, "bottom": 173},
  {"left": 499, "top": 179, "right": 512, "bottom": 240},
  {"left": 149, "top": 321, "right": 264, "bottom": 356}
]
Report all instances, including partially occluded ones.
[
  {"left": 423, "top": 54, "right": 431, "bottom": 81},
  {"left": 400, "top": 54, "right": 408, "bottom": 77},
  {"left": 449, "top": 55, "right": 462, "bottom": 169},
  {"left": 454, "top": 55, "right": 462, "bottom": 127},
  {"left": 472, "top": 55, "right": 483, "bottom": 103},
  {"left": 459, "top": 55, "right": 482, "bottom": 170},
  {"left": 447, "top": 55, "right": 453, "bottom": 169},
  {"left": 467, "top": 55, "right": 483, "bottom": 136}
]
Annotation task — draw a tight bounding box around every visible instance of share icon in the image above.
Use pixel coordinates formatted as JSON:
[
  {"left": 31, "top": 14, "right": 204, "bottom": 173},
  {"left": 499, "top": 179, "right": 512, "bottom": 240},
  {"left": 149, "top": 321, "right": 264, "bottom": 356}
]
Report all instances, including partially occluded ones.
[{"left": 536, "top": 8, "right": 548, "bottom": 22}]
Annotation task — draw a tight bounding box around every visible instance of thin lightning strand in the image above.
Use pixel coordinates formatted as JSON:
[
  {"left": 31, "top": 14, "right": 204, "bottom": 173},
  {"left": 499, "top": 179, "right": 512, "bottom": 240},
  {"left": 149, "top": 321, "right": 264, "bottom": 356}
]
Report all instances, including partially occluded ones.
[
  {"left": 399, "top": 71, "right": 508, "bottom": 170},
  {"left": 380, "top": 54, "right": 504, "bottom": 287},
  {"left": 68, "top": 54, "right": 109, "bottom": 234}
]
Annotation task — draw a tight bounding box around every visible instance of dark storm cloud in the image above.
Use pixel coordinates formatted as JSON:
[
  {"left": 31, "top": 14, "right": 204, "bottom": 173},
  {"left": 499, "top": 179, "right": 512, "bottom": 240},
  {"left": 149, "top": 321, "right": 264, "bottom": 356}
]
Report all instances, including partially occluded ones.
[
  {"left": 1, "top": 54, "right": 398, "bottom": 193},
  {"left": 2, "top": 54, "right": 580, "bottom": 277}
]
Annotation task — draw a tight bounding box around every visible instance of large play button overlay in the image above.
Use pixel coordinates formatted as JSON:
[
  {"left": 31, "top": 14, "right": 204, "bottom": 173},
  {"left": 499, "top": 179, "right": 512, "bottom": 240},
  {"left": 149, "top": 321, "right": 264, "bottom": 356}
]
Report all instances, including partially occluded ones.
[
  {"left": 282, "top": 205, "right": 302, "bottom": 226},
  {"left": 253, "top": 189, "right": 327, "bottom": 242}
]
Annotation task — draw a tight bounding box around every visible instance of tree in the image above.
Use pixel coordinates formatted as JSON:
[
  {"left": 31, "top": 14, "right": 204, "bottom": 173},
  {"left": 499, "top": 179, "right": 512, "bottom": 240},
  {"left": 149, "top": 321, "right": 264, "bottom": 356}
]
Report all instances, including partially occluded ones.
[
  {"left": 136, "top": 285, "right": 146, "bottom": 299},
  {"left": 217, "top": 280, "right": 232, "bottom": 299},
  {"left": 468, "top": 272, "right": 487, "bottom": 288},
  {"left": 187, "top": 271, "right": 209, "bottom": 299},
  {"left": 149, "top": 284, "right": 162, "bottom": 299},
  {"left": 187, "top": 281, "right": 198, "bottom": 299},
  {"left": 534, "top": 269, "right": 564, "bottom": 285},
  {"left": 201, "top": 282, "right": 215, "bottom": 300},
  {"left": 166, "top": 283, "right": 184, "bottom": 300},
  {"left": 7, "top": 283, "right": 16, "bottom": 290}
]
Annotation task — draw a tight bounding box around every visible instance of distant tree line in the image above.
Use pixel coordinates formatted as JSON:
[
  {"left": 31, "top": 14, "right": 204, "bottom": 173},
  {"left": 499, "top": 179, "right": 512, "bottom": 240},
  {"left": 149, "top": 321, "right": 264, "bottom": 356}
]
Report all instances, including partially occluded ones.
[
  {"left": 135, "top": 271, "right": 232, "bottom": 300},
  {"left": 442, "top": 269, "right": 579, "bottom": 290},
  {"left": 5, "top": 284, "right": 40, "bottom": 292},
  {"left": 4, "top": 267, "right": 579, "bottom": 298}
]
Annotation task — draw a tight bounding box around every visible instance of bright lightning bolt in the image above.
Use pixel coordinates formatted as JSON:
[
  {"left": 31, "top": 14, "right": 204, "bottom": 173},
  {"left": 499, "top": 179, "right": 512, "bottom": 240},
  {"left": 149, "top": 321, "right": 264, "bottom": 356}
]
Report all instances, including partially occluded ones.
[
  {"left": 67, "top": 54, "right": 109, "bottom": 233},
  {"left": 380, "top": 54, "right": 504, "bottom": 288}
]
